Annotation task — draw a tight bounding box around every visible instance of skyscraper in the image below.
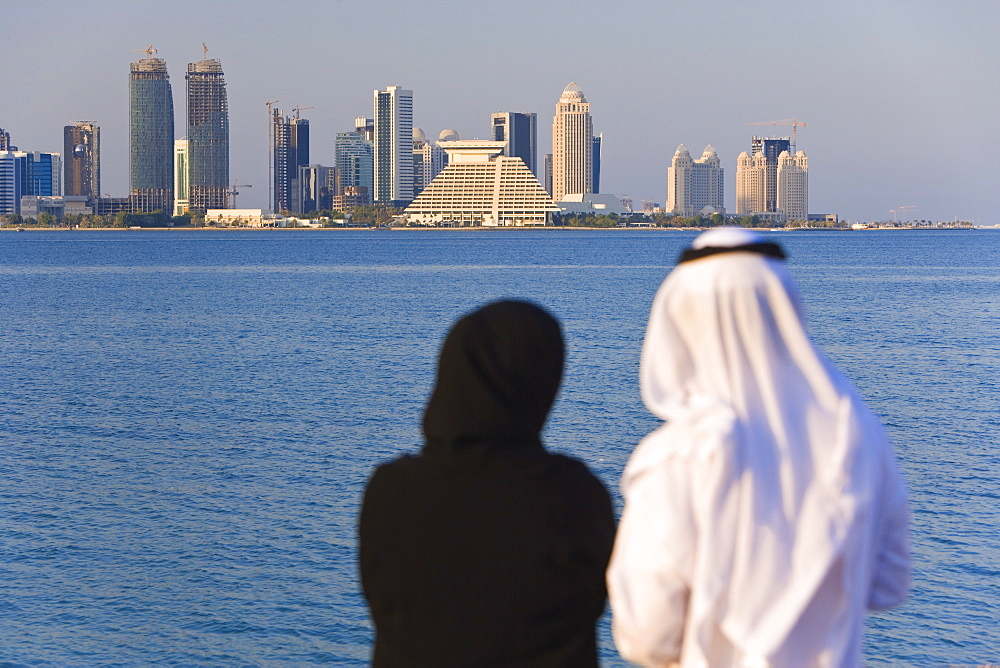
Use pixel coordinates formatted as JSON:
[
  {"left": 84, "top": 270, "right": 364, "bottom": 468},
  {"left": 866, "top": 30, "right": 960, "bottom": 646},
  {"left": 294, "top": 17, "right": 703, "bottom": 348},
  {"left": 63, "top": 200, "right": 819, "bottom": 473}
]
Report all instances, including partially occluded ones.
[
  {"left": 751, "top": 136, "right": 790, "bottom": 213},
  {"left": 373, "top": 85, "right": 413, "bottom": 205},
  {"left": 412, "top": 128, "right": 447, "bottom": 198},
  {"left": 174, "top": 138, "right": 189, "bottom": 216},
  {"left": 491, "top": 112, "right": 537, "bottom": 176},
  {"left": 130, "top": 52, "right": 174, "bottom": 212},
  {"left": 592, "top": 134, "right": 602, "bottom": 194},
  {"left": 186, "top": 57, "right": 229, "bottom": 212},
  {"left": 273, "top": 110, "right": 310, "bottom": 213},
  {"left": 551, "top": 82, "right": 594, "bottom": 201},
  {"left": 64, "top": 121, "right": 100, "bottom": 198},
  {"left": 666, "top": 144, "right": 724, "bottom": 216},
  {"left": 777, "top": 150, "right": 809, "bottom": 222},
  {"left": 335, "top": 131, "right": 374, "bottom": 205},
  {"left": 1, "top": 128, "right": 16, "bottom": 151}
]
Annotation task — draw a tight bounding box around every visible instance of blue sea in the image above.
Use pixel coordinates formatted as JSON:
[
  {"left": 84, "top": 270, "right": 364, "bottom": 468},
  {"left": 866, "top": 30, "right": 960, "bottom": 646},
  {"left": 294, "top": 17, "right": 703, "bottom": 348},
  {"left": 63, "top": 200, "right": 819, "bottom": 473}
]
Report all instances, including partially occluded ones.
[{"left": 1, "top": 229, "right": 997, "bottom": 665}]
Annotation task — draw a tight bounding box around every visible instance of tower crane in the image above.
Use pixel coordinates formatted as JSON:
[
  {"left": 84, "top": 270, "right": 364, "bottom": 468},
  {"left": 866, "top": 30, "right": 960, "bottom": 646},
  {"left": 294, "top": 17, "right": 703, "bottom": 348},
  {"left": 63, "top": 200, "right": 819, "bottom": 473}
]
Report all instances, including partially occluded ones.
[
  {"left": 889, "top": 205, "right": 916, "bottom": 223},
  {"left": 130, "top": 45, "right": 158, "bottom": 58},
  {"left": 746, "top": 118, "right": 807, "bottom": 153},
  {"left": 202, "top": 42, "right": 209, "bottom": 60},
  {"left": 230, "top": 181, "right": 253, "bottom": 209},
  {"left": 265, "top": 100, "right": 279, "bottom": 210},
  {"left": 293, "top": 105, "right": 314, "bottom": 120}
]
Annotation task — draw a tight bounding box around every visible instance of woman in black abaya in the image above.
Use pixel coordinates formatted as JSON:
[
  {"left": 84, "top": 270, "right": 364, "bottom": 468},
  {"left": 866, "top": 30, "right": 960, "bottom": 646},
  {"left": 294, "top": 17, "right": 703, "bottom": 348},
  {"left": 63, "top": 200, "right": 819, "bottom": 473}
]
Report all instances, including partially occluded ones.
[{"left": 359, "top": 301, "right": 615, "bottom": 667}]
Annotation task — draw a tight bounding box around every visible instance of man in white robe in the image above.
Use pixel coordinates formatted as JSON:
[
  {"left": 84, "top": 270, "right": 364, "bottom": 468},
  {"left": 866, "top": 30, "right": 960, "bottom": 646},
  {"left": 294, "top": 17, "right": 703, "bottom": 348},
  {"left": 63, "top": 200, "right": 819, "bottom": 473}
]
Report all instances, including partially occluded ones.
[{"left": 607, "top": 228, "right": 910, "bottom": 667}]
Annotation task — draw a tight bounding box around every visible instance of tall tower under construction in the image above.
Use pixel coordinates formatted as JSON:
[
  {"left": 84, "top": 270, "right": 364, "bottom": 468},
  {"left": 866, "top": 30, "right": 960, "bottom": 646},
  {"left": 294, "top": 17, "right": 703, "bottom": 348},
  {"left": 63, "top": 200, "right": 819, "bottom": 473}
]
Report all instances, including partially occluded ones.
[
  {"left": 64, "top": 121, "right": 100, "bottom": 198},
  {"left": 130, "top": 53, "right": 174, "bottom": 212},
  {"left": 186, "top": 57, "right": 229, "bottom": 212},
  {"left": 273, "top": 110, "right": 309, "bottom": 213}
]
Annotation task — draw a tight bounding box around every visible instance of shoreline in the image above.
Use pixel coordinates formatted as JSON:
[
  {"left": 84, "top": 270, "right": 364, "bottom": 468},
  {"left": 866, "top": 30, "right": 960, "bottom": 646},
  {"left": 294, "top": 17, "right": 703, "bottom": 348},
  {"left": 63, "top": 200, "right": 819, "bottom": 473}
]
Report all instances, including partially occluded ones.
[{"left": 1, "top": 225, "right": 990, "bottom": 233}]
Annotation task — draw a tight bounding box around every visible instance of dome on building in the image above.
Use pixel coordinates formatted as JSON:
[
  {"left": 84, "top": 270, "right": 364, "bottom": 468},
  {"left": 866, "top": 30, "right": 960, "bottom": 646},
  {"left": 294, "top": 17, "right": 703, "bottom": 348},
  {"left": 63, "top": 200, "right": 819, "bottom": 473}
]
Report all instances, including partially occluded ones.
[
  {"left": 675, "top": 144, "right": 690, "bottom": 156},
  {"left": 438, "top": 129, "right": 460, "bottom": 141},
  {"left": 413, "top": 127, "right": 427, "bottom": 140},
  {"left": 702, "top": 145, "right": 718, "bottom": 157},
  {"left": 559, "top": 81, "right": 588, "bottom": 103}
]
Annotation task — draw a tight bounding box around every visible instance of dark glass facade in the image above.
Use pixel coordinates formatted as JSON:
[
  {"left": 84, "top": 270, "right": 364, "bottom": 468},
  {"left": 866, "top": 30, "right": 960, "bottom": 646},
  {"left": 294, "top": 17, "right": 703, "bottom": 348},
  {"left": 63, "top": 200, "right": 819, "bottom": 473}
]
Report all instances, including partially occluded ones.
[
  {"left": 273, "top": 113, "right": 309, "bottom": 213},
  {"left": 130, "top": 58, "right": 174, "bottom": 212},
  {"left": 491, "top": 112, "right": 537, "bottom": 176}
]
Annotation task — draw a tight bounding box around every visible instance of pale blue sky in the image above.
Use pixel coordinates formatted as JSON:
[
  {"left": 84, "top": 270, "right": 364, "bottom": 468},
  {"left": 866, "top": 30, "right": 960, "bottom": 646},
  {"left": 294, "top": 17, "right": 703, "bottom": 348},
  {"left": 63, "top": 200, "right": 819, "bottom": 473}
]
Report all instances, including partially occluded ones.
[{"left": 4, "top": 0, "right": 997, "bottom": 222}]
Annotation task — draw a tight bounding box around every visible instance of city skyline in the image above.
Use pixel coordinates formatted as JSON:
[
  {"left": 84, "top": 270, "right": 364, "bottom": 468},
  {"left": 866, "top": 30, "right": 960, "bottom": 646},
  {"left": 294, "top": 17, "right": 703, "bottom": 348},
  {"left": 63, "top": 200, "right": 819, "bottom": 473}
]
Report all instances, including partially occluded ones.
[{"left": 4, "top": 0, "right": 997, "bottom": 223}]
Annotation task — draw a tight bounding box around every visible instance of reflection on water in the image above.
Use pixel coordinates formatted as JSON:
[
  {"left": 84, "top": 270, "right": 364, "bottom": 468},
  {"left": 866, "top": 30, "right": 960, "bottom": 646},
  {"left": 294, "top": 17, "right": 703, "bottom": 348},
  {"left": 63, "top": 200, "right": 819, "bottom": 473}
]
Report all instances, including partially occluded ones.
[{"left": 1, "top": 230, "right": 998, "bottom": 665}]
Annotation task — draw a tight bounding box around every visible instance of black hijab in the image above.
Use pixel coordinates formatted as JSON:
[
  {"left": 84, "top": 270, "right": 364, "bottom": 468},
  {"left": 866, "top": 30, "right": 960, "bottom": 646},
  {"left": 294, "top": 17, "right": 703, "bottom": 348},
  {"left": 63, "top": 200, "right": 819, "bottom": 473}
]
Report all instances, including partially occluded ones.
[{"left": 422, "top": 300, "right": 564, "bottom": 455}]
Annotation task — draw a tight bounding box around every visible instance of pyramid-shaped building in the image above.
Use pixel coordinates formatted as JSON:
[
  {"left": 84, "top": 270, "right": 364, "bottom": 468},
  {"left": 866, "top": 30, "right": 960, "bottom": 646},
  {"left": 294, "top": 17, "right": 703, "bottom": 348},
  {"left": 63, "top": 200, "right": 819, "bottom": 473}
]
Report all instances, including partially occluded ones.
[{"left": 404, "top": 140, "right": 559, "bottom": 226}]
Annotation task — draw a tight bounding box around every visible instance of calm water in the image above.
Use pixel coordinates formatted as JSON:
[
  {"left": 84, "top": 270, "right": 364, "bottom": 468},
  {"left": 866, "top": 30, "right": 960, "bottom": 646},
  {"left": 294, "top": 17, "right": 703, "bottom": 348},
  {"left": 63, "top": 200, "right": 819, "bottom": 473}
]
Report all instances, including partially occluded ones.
[{"left": 1, "top": 229, "right": 997, "bottom": 665}]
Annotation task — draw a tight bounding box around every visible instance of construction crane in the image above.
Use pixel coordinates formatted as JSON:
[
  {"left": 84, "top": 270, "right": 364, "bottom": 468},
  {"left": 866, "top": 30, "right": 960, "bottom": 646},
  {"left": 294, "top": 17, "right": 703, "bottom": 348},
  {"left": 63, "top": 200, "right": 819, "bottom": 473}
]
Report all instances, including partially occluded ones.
[
  {"left": 293, "top": 105, "right": 314, "bottom": 120},
  {"left": 201, "top": 42, "right": 209, "bottom": 60},
  {"left": 265, "top": 100, "right": 279, "bottom": 210},
  {"left": 889, "top": 205, "right": 916, "bottom": 223},
  {"left": 130, "top": 45, "right": 157, "bottom": 58},
  {"left": 746, "top": 118, "right": 807, "bottom": 153},
  {"left": 230, "top": 181, "right": 253, "bottom": 209}
]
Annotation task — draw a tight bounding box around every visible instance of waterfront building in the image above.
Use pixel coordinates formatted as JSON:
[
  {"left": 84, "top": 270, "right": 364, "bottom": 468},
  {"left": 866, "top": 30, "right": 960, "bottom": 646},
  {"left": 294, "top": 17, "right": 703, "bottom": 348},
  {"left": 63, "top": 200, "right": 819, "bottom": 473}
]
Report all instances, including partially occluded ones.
[
  {"left": 296, "top": 164, "right": 336, "bottom": 214},
  {"left": 551, "top": 82, "right": 594, "bottom": 201},
  {"left": 273, "top": 110, "right": 309, "bottom": 213},
  {"left": 412, "top": 128, "right": 447, "bottom": 198},
  {"left": 129, "top": 53, "right": 174, "bottom": 213},
  {"left": 186, "top": 58, "right": 229, "bottom": 212},
  {"left": 556, "top": 193, "right": 629, "bottom": 216},
  {"left": 592, "top": 134, "right": 602, "bottom": 194},
  {"left": 777, "top": 150, "right": 809, "bottom": 222},
  {"left": 335, "top": 131, "right": 373, "bottom": 205},
  {"left": 20, "top": 195, "right": 93, "bottom": 219},
  {"left": 174, "top": 138, "right": 189, "bottom": 216},
  {"left": 735, "top": 136, "right": 790, "bottom": 215},
  {"left": 666, "top": 144, "right": 724, "bottom": 216},
  {"left": 373, "top": 85, "right": 413, "bottom": 205},
  {"left": 64, "top": 121, "right": 100, "bottom": 198},
  {"left": 491, "top": 112, "right": 537, "bottom": 176},
  {"left": 404, "top": 140, "right": 559, "bottom": 226},
  {"left": 0, "top": 151, "right": 22, "bottom": 215}
]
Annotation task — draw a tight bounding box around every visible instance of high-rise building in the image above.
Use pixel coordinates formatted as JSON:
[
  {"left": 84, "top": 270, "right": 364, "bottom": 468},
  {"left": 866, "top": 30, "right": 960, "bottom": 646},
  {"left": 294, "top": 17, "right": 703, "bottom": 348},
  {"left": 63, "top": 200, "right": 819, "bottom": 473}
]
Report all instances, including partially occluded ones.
[
  {"left": 777, "top": 150, "right": 808, "bottom": 222},
  {"left": 491, "top": 112, "right": 537, "bottom": 176},
  {"left": 736, "top": 136, "right": 794, "bottom": 217},
  {"left": 296, "top": 164, "right": 336, "bottom": 214},
  {"left": 0, "top": 150, "right": 61, "bottom": 215},
  {"left": 355, "top": 117, "right": 374, "bottom": 142},
  {"left": 373, "top": 85, "right": 413, "bottom": 205},
  {"left": 551, "top": 82, "right": 594, "bottom": 201},
  {"left": 335, "top": 131, "right": 374, "bottom": 206},
  {"left": 174, "top": 138, "right": 189, "bottom": 216},
  {"left": 412, "top": 128, "right": 447, "bottom": 198},
  {"left": 0, "top": 128, "right": 13, "bottom": 151},
  {"left": 64, "top": 121, "right": 100, "bottom": 198},
  {"left": 666, "top": 144, "right": 724, "bottom": 216},
  {"left": 592, "top": 134, "right": 602, "bottom": 194},
  {"left": 273, "top": 110, "right": 310, "bottom": 213},
  {"left": 130, "top": 52, "right": 174, "bottom": 212},
  {"left": 0, "top": 151, "right": 22, "bottom": 215},
  {"left": 543, "top": 153, "right": 553, "bottom": 196},
  {"left": 186, "top": 58, "right": 229, "bottom": 212}
]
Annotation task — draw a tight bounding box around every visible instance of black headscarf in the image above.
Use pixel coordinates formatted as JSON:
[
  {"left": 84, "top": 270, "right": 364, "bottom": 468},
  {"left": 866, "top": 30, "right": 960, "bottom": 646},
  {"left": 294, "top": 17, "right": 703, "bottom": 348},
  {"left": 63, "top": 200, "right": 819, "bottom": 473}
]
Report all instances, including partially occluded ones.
[{"left": 422, "top": 300, "right": 564, "bottom": 454}]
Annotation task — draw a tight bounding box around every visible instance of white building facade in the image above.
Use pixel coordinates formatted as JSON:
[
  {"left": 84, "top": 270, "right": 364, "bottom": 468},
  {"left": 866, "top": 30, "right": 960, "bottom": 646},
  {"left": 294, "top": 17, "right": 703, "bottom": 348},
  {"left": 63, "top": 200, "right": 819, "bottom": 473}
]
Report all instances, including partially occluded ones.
[
  {"left": 551, "top": 82, "right": 594, "bottom": 201},
  {"left": 404, "top": 140, "right": 559, "bottom": 227},
  {"left": 777, "top": 150, "right": 809, "bottom": 222},
  {"left": 666, "top": 144, "right": 724, "bottom": 216},
  {"left": 373, "top": 85, "right": 413, "bottom": 205}
]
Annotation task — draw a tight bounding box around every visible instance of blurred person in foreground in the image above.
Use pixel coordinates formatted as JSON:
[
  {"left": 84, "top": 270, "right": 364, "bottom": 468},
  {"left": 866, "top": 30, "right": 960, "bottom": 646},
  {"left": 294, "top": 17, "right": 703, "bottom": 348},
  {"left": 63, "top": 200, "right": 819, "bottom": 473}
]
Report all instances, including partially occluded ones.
[
  {"left": 608, "top": 228, "right": 910, "bottom": 667},
  {"left": 359, "top": 300, "right": 616, "bottom": 667}
]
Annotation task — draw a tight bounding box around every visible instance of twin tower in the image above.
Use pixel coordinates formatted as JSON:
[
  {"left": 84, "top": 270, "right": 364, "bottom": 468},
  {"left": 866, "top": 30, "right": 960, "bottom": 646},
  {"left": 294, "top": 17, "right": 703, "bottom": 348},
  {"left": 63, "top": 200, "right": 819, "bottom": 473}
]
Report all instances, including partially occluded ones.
[{"left": 129, "top": 49, "right": 228, "bottom": 214}]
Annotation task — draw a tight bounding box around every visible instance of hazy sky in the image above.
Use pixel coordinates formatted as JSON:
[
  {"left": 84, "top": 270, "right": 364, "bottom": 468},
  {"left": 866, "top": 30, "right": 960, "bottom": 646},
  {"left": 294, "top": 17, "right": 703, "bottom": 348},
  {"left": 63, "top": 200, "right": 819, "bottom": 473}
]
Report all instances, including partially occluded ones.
[{"left": 4, "top": 0, "right": 998, "bottom": 222}]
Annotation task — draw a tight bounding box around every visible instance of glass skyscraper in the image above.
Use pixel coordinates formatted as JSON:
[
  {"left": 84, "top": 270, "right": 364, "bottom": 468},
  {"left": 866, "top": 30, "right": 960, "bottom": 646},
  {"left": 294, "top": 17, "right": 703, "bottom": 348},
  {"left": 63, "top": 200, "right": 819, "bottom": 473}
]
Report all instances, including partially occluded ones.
[
  {"left": 186, "top": 58, "right": 229, "bottom": 212},
  {"left": 130, "top": 55, "right": 174, "bottom": 213},
  {"left": 64, "top": 121, "right": 100, "bottom": 198}
]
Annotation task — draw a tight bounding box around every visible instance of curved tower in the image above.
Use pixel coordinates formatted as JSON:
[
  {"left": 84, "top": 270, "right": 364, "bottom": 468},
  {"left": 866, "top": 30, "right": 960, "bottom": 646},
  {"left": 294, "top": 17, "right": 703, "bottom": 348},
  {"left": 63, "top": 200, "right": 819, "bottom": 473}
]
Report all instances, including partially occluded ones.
[{"left": 130, "top": 54, "right": 174, "bottom": 212}]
